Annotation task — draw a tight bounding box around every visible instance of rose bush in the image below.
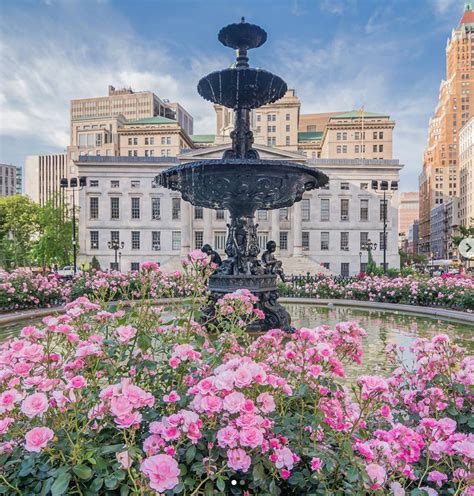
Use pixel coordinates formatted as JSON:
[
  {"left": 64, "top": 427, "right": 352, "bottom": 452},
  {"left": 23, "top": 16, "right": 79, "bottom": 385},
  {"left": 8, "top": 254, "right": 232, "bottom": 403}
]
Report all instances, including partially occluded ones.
[
  {"left": 0, "top": 255, "right": 472, "bottom": 495},
  {"left": 280, "top": 274, "right": 474, "bottom": 311}
]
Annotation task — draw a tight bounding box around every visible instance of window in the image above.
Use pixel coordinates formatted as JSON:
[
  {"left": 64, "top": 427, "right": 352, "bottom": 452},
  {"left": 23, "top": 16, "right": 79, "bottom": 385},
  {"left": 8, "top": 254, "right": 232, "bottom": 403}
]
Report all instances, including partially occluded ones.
[
  {"left": 131, "top": 231, "right": 140, "bottom": 250},
  {"left": 340, "top": 232, "right": 349, "bottom": 251},
  {"left": 342, "top": 145, "right": 347, "bottom": 153},
  {"left": 360, "top": 232, "right": 368, "bottom": 250},
  {"left": 286, "top": 125, "right": 290, "bottom": 132},
  {"left": 360, "top": 199, "right": 369, "bottom": 221},
  {"left": 267, "top": 137, "right": 276, "bottom": 146},
  {"left": 337, "top": 145, "right": 342, "bottom": 153},
  {"left": 280, "top": 231, "right": 288, "bottom": 250},
  {"left": 256, "top": 114, "right": 261, "bottom": 122},
  {"left": 145, "top": 137, "right": 149, "bottom": 145},
  {"left": 373, "top": 131, "right": 378, "bottom": 140},
  {"left": 380, "top": 199, "right": 387, "bottom": 221},
  {"left": 360, "top": 262, "right": 367, "bottom": 273},
  {"left": 286, "top": 113, "right": 290, "bottom": 121},
  {"left": 216, "top": 209, "right": 225, "bottom": 220},
  {"left": 279, "top": 208, "right": 289, "bottom": 220},
  {"left": 379, "top": 144, "right": 383, "bottom": 153},
  {"left": 89, "top": 197, "right": 99, "bottom": 219},
  {"left": 342, "top": 132, "right": 347, "bottom": 140},
  {"left": 379, "top": 131, "right": 383, "bottom": 139},
  {"left": 131, "top": 180, "right": 140, "bottom": 188},
  {"left": 90, "top": 179, "right": 99, "bottom": 187},
  {"left": 194, "top": 206, "right": 203, "bottom": 220},
  {"left": 172, "top": 231, "right": 181, "bottom": 250},
  {"left": 128, "top": 138, "right": 132, "bottom": 145},
  {"left": 355, "top": 145, "right": 360, "bottom": 153},
  {"left": 133, "top": 138, "right": 138, "bottom": 145},
  {"left": 110, "top": 262, "right": 119, "bottom": 271},
  {"left": 152, "top": 198, "right": 161, "bottom": 219},
  {"left": 90, "top": 231, "right": 99, "bottom": 249},
  {"left": 214, "top": 232, "right": 226, "bottom": 251},
  {"left": 110, "top": 231, "right": 119, "bottom": 243},
  {"left": 379, "top": 232, "right": 386, "bottom": 250},
  {"left": 321, "top": 232, "right": 329, "bottom": 250},
  {"left": 131, "top": 197, "right": 140, "bottom": 219},
  {"left": 373, "top": 145, "right": 377, "bottom": 153},
  {"left": 355, "top": 132, "right": 360, "bottom": 140},
  {"left": 341, "top": 182, "right": 349, "bottom": 190},
  {"left": 302, "top": 199, "right": 310, "bottom": 221},
  {"left": 111, "top": 180, "right": 119, "bottom": 188},
  {"left": 172, "top": 198, "right": 181, "bottom": 220},
  {"left": 285, "top": 136, "right": 290, "bottom": 145},
  {"left": 360, "top": 182, "right": 368, "bottom": 190},
  {"left": 131, "top": 262, "right": 140, "bottom": 272},
  {"left": 152, "top": 231, "right": 161, "bottom": 251},
  {"left": 150, "top": 137, "right": 155, "bottom": 145},
  {"left": 258, "top": 232, "right": 269, "bottom": 251},
  {"left": 194, "top": 231, "right": 203, "bottom": 249},
  {"left": 336, "top": 132, "right": 341, "bottom": 140},
  {"left": 341, "top": 199, "right": 349, "bottom": 220},
  {"left": 321, "top": 263, "right": 330, "bottom": 270},
  {"left": 341, "top": 263, "right": 350, "bottom": 278},
  {"left": 321, "top": 199, "right": 330, "bottom": 221},
  {"left": 110, "top": 197, "right": 120, "bottom": 219},
  {"left": 302, "top": 232, "right": 310, "bottom": 251},
  {"left": 257, "top": 209, "right": 268, "bottom": 221}
]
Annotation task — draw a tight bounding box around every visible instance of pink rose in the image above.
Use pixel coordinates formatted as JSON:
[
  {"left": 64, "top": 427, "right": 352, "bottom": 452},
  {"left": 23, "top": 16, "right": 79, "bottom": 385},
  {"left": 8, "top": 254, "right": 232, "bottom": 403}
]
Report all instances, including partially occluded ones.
[
  {"left": 116, "top": 450, "right": 132, "bottom": 469},
  {"left": 115, "top": 325, "right": 137, "bottom": 344},
  {"left": 217, "top": 426, "right": 239, "bottom": 448},
  {"left": 223, "top": 392, "right": 246, "bottom": 414},
  {"left": 25, "top": 427, "right": 54, "bottom": 452},
  {"left": 201, "top": 395, "right": 223, "bottom": 414},
  {"left": 427, "top": 470, "right": 447, "bottom": 487},
  {"left": 141, "top": 454, "right": 180, "bottom": 493},
  {"left": 110, "top": 396, "right": 133, "bottom": 418},
  {"left": 310, "top": 457, "right": 323, "bottom": 472},
  {"left": 69, "top": 375, "right": 87, "bottom": 389},
  {"left": 0, "top": 389, "right": 22, "bottom": 412},
  {"left": 234, "top": 366, "right": 253, "bottom": 388},
  {"left": 257, "top": 392, "right": 276, "bottom": 413},
  {"left": 366, "top": 463, "right": 386, "bottom": 487},
  {"left": 21, "top": 393, "right": 49, "bottom": 418},
  {"left": 115, "top": 411, "right": 142, "bottom": 429},
  {"left": 0, "top": 417, "right": 14, "bottom": 435},
  {"left": 239, "top": 427, "right": 264, "bottom": 449},
  {"left": 227, "top": 448, "right": 251, "bottom": 472}
]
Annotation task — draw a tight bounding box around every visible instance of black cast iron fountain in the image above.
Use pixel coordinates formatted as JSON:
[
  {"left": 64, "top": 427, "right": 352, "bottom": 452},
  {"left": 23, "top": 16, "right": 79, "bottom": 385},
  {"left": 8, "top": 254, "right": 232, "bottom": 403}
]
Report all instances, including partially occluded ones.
[{"left": 157, "top": 18, "right": 328, "bottom": 332}]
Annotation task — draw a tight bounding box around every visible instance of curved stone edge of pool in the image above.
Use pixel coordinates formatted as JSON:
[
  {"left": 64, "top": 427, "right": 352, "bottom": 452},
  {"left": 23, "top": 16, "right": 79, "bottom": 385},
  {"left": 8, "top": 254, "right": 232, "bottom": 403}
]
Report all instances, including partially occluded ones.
[
  {"left": 1, "top": 298, "right": 473, "bottom": 327},
  {"left": 279, "top": 298, "right": 474, "bottom": 325}
]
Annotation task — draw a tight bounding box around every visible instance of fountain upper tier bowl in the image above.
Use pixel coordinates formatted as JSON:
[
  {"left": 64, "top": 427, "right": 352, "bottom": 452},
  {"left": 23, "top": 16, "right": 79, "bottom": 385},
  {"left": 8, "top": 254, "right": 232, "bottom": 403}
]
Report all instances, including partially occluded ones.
[{"left": 156, "top": 159, "right": 328, "bottom": 217}]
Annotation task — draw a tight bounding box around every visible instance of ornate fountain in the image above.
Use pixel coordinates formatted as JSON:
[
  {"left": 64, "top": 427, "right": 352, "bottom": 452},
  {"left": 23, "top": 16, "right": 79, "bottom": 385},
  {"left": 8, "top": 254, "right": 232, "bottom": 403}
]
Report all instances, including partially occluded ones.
[{"left": 157, "top": 18, "right": 328, "bottom": 331}]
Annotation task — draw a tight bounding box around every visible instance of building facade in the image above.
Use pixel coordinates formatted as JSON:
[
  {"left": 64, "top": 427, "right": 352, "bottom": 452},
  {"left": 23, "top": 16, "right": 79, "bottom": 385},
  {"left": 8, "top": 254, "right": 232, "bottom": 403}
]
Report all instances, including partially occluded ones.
[
  {"left": 398, "top": 192, "right": 420, "bottom": 248},
  {"left": 419, "top": 2, "right": 474, "bottom": 253},
  {"left": 429, "top": 197, "right": 460, "bottom": 260},
  {"left": 75, "top": 146, "right": 402, "bottom": 276},
  {"left": 407, "top": 220, "right": 419, "bottom": 254},
  {"left": 459, "top": 116, "right": 474, "bottom": 227},
  {"left": 0, "top": 164, "right": 17, "bottom": 197}
]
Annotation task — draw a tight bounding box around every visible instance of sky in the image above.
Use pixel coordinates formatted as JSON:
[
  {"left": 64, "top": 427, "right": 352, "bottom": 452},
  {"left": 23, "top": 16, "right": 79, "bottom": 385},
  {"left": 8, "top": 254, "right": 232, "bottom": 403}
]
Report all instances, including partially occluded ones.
[{"left": 0, "top": 0, "right": 468, "bottom": 191}]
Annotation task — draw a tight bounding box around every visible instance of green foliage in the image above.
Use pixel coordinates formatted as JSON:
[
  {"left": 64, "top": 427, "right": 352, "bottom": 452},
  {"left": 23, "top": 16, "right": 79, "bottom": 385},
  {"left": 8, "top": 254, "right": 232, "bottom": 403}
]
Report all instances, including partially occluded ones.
[
  {"left": 365, "top": 249, "right": 379, "bottom": 275},
  {"left": 0, "top": 195, "right": 40, "bottom": 268},
  {"left": 90, "top": 256, "right": 101, "bottom": 271},
  {"left": 452, "top": 220, "right": 474, "bottom": 248}
]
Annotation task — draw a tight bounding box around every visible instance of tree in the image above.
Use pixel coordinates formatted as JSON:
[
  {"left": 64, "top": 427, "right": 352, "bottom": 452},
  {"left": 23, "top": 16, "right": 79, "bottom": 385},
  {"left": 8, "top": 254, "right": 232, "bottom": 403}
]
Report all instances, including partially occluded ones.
[
  {"left": 452, "top": 220, "right": 474, "bottom": 248},
  {"left": 90, "top": 256, "right": 101, "bottom": 271},
  {"left": 366, "top": 247, "right": 378, "bottom": 275},
  {"left": 31, "top": 195, "right": 75, "bottom": 268},
  {"left": 0, "top": 195, "right": 40, "bottom": 269}
]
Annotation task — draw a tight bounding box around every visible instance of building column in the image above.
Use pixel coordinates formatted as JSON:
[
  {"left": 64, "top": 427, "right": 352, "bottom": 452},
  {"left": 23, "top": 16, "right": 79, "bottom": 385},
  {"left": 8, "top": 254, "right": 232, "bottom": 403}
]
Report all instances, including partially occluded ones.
[
  {"left": 292, "top": 202, "right": 302, "bottom": 256},
  {"left": 203, "top": 208, "right": 213, "bottom": 246},
  {"left": 181, "top": 201, "right": 191, "bottom": 255},
  {"left": 271, "top": 209, "right": 280, "bottom": 255}
]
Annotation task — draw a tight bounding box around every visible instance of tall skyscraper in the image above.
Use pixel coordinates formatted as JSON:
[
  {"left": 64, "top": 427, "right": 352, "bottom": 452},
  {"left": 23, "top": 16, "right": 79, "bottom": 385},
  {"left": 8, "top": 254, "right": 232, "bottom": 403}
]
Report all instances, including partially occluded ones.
[
  {"left": 459, "top": 116, "right": 474, "bottom": 227},
  {"left": 419, "top": 2, "right": 474, "bottom": 253}
]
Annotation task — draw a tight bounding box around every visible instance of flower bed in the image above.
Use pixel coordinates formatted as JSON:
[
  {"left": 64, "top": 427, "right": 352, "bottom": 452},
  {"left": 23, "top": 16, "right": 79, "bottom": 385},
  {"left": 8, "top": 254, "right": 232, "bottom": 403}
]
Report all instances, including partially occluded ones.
[
  {"left": 0, "top": 257, "right": 472, "bottom": 495},
  {"left": 280, "top": 274, "right": 474, "bottom": 311}
]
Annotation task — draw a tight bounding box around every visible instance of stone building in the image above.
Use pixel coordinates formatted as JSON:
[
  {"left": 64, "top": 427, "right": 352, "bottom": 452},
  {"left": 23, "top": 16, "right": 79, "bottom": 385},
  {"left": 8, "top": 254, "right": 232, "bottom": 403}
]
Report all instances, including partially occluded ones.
[
  {"left": 0, "top": 164, "right": 17, "bottom": 197},
  {"left": 419, "top": 2, "right": 474, "bottom": 253},
  {"left": 398, "top": 192, "right": 419, "bottom": 248},
  {"left": 75, "top": 146, "right": 402, "bottom": 276},
  {"left": 459, "top": 116, "right": 474, "bottom": 227}
]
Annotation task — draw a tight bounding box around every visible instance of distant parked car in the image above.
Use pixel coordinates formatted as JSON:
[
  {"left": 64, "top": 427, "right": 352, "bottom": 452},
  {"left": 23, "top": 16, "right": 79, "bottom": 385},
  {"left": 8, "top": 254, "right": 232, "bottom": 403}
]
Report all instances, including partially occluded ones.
[{"left": 56, "top": 266, "right": 80, "bottom": 278}]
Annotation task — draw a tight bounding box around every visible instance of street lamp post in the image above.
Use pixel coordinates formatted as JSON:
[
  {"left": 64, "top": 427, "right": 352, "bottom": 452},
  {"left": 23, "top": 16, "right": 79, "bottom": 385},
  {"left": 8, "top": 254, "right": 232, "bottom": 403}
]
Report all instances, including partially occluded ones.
[
  {"left": 60, "top": 176, "right": 87, "bottom": 275},
  {"left": 108, "top": 240, "right": 124, "bottom": 271},
  {"left": 371, "top": 179, "right": 398, "bottom": 274}
]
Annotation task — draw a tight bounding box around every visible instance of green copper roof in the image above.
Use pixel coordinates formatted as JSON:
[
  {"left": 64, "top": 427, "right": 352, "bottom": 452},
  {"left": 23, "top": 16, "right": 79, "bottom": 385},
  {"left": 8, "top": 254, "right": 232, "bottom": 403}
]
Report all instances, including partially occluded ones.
[
  {"left": 190, "top": 134, "right": 215, "bottom": 143},
  {"left": 331, "top": 110, "right": 389, "bottom": 119},
  {"left": 125, "top": 116, "right": 177, "bottom": 125},
  {"left": 298, "top": 131, "right": 323, "bottom": 141}
]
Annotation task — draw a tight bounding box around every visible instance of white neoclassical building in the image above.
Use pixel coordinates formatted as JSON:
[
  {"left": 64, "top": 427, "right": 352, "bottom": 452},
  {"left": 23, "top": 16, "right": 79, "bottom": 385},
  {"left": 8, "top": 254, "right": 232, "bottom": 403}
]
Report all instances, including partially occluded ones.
[{"left": 76, "top": 145, "right": 402, "bottom": 276}]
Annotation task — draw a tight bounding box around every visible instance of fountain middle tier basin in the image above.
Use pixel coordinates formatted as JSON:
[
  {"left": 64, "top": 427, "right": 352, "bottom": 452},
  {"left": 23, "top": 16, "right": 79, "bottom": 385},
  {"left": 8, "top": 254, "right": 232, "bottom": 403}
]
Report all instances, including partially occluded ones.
[{"left": 156, "top": 159, "right": 328, "bottom": 216}]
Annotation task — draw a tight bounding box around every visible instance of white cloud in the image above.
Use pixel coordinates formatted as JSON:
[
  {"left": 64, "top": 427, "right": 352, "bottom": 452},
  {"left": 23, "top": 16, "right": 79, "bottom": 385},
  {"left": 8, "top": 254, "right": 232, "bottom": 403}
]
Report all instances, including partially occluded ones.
[{"left": 432, "top": 0, "right": 459, "bottom": 14}]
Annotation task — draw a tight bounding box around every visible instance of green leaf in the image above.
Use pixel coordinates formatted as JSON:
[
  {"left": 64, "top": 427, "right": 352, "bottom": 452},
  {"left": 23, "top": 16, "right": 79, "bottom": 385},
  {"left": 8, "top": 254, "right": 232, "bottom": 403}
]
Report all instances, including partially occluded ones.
[
  {"left": 204, "top": 480, "right": 214, "bottom": 496},
  {"left": 346, "top": 466, "right": 359, "bottom": 482},
  {"left": 120, "top": 485, "right": 130, "bottom": 496},
  {"left": 51, "top": 471, "right": 71, "bottom": 496},
  {"left": 105, "top": 476, "right": 120, "bottom": 490},
  {"left": 252, "top": 462, "right": 265, "bottom": 482},
  {"left": 89, "top": 478, "right": 104, "bottom": 492},
  {"left": 73, "top": 464, "right": 92, "bottom": 480},
  {"left": 216, "top": 477, "right": 225, "bottom": 492},
  {"left": 185, "top": 445, "right": 197, "bottom": 464},
  {"left": 99, "top": 444, "right": 124, "bottom": 455}
]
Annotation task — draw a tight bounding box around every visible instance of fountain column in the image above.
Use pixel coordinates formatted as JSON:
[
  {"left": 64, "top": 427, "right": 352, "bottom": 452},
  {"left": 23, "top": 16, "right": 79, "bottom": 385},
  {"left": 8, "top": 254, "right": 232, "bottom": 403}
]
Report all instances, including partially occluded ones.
[
  {"left": 292, "top": 202, "right": 302, "bottom": 256},
  {"left": 181, "top": 201, "right": 192, "bottom": 255},
  {"left": 271, "top": 209, "right": 280, "bottom": 255}
]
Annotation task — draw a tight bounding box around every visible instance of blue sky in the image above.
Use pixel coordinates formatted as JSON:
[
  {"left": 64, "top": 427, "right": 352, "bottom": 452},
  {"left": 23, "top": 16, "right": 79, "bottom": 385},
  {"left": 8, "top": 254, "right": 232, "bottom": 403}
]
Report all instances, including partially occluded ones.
[{"left": 0, "top": 0, "right": 467, "bottom": 190}]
